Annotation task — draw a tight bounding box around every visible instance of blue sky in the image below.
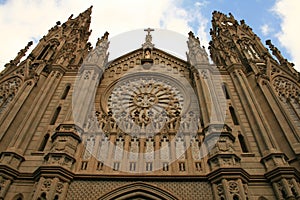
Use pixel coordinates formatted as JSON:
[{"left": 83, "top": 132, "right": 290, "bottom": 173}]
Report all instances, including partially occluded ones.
[
  {"left": 186, "top": 0, "right": 281, "bottom": 36},
  {"left": 183, "top": 0, "right": 275, "bottom": 24},
  {"left": 0, "top": 0, "right": 299, "bottom": 71},
  {"left": 179, "top": 0, "right": 284, "bottom": 57}
]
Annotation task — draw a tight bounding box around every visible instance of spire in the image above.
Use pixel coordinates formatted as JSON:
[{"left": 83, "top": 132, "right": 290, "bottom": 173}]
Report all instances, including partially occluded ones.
[
  {"left": 62, "top": 6, "right": 93, "bottom": 42},
  {"left": 74, "top": 5, "right": 92, "bottom": 27},
  {"left": 211, "top": 11, "right": 238, "bottom": 32},
  {"left": 68, "top": 6, "right": 92, "bottom": 22},
  {"left": 209, "top": 11, "right": 246, "bottom": 68}
]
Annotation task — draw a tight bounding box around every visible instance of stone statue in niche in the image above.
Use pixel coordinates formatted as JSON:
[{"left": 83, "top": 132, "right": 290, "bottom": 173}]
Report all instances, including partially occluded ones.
[{"left": 145, "top": 50, "right": 151, "bottom": 59}]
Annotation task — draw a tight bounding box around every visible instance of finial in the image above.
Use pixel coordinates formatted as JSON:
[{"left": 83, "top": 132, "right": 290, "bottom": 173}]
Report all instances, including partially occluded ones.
[
  {"left": 144, "top": 27, "right": 154, "bottom": 35},
  {"left": 188, "top": 31, "right": 194, "bottom": 37},
  {"left": 188, "top": 31, "right": 200, "bottom": 45},
  {"left": 142, "top": 28, "right": 155, "bottom": 50},
  {"left": 96, "top": 31, "right": 109, "bottom": 46},
  {"left": 103, "top": 31, "right": 109, "bottom": 40},
  {"left": 84, "top": 5, "right": 93, "bottom": 15}
]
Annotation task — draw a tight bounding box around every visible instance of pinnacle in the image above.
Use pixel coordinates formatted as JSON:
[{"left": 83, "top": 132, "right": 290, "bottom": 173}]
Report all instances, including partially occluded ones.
[
  {"left": 188, "top": 31, "right": 194, "bottom": 37},
  {"left": 96, "top": 32, "right": 109, "bottom": 46},
  {"left": 67, "top": 6, "right": 92, "bottom": 36},
  {"left": 68, "top": 6, "right": 92, "bottom": 23},
  {"left": 81, "top": 5, "right": 93, "bottom": 17}
]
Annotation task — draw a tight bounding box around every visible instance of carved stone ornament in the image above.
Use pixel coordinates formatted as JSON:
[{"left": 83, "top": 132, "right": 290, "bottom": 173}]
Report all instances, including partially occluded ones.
[
  {"left": 142, "top": 28, "right": 155, "bottom": 50},
  {"left": 108, "top": 76, "right": 184, "bottom": 133},
  {"left": 228, "top": 180, "right": 239, "bottom": 194},
  {"left": 217, "top": 183, "right": 225, "bottom": 197},
  {"left": 273, "top": 76, "right": 300, "bottom": 101},
  {"left": 56, "top": 182, "right": 64, "bottom": 194},
  {"left": 187, "top": 31, "right": 209, "bottom": 66},
  {"left": 41, "top": 179, "right": 52, "bottom": 191},
  {"left": 84, "top": 32, "right": 109, "bottom": 68},
  {"left": 0, "top": 77, "right": 22, "bottom": 114}
]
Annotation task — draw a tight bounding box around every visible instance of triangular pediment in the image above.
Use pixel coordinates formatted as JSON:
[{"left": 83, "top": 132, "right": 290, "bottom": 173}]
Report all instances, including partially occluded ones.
[{"left": 105, "top": 47, "right": 191, "bottom": 78}]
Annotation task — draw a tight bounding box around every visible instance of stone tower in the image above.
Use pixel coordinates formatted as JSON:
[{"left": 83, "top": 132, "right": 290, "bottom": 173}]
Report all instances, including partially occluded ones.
[{"left": 0, "top": 7, "right": 300, "bottom": 200}]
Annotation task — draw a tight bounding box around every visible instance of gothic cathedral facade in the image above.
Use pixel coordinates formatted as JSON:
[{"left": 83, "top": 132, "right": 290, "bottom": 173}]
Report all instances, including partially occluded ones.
[{"left": 1, "top": 7, "right": 300, "bottom": 200}]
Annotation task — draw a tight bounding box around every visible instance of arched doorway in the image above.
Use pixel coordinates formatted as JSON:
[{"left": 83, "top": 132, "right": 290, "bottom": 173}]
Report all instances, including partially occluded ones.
[{"left": 99, "top": 182, "right": 179, "bottom": 200}]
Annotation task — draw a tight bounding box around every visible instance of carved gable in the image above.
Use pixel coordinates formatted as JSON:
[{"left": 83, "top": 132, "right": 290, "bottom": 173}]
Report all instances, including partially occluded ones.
[{"left": 104, "top": 48, "right": 191, "bottom": 81}]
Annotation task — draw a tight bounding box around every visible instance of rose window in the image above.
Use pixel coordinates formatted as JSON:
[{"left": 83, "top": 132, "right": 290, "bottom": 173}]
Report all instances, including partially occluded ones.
[{"left": 108, "top": 77, "right": 184, "bottom": 129}]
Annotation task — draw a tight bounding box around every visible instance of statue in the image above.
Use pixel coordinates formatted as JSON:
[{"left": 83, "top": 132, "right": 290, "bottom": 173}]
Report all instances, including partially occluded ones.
[{"left": 145, "top": 50, "right": 151, "bottom": 59}]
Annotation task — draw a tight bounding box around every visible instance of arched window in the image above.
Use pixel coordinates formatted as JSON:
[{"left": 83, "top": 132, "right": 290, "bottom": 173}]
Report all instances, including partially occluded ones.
[
  {"left": 238, "top": 133, "right": 249, "bottom": 153},
  {"left": 38, "top": 133, "right": 50, "bottom": 151},
  {"left": 229, "top": 106, "right": 239, "bottom": 125},
  {"left": 50, "top": 106, "right": 61, "bottom": 125},
  {"left": 61, "top": 84, "right": 70, "bottom": 99},
  {"left": 37, "top": 44, "right": 50, "bottom": 60},
  {"left": 222, "top": 83, "right": 230, "bottom": 99}
]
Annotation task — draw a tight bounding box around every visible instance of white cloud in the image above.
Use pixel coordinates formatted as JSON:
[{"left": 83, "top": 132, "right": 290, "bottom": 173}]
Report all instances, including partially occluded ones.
[
  {"left": 160, "top": 0, "right": 210, "bottom": 55},
  {"left": 0, "top": 0, "right": 211, "bottom": 72},
  {"left": 273, "top": 0, "right": 300, "bottom": 71},
  {"left": 260, "top": 24, "right": 271, "bottom": 36}
]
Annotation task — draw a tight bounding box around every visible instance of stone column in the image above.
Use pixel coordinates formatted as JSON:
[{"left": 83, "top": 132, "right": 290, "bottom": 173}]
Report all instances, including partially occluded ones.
[
  {"left": 154, "top": 134, "right": 161, "bottom": 170},
  {"left": 229, "top": 68, "right": 279, "bottom": 154},
  {"left": 139, "top": 138, "right": 145, "bottom": 172},
  {"left": 169, "top": 134, "right": 176, "bottom": 172},
  {"left": 184, "top": 134, "right": 193, "bottom": 172},
  {"left": 106, "top": 133, "right": 116, "bottom": 171},
  {"left": 122, "top": 135, "right": 130, "bottom": 172}
]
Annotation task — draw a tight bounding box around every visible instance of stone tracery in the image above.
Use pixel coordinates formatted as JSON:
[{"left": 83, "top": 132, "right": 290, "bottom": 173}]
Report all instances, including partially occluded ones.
[
  {"left": 272, "top": 76, "right": 300, "bottom": 101},
  {"left": 0, "top": 77, "right": 22, "bottom": 114},
  {"left": 108, "top": 76, "right": 184, "bottom": 132}
]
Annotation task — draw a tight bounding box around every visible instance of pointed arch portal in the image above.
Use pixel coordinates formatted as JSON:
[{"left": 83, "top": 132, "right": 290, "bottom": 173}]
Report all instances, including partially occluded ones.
[{"left": 99, "top": 182, "right": 179, "bottom": 200}]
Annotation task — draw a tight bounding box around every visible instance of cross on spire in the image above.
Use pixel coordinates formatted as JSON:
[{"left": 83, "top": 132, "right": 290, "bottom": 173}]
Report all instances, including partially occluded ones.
[
  {"left": 144, "top": 28, "right": 154, "bottom": 35},
  {"left": 142, "top": 28, "right": 155, "bottom": 50}
]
